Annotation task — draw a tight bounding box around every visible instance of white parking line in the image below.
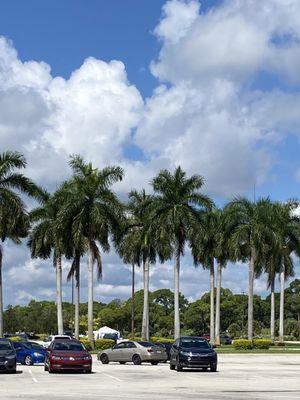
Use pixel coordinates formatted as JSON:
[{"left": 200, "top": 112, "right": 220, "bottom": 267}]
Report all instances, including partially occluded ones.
[
  {"left": 28, "top": 369, "right": 38, "bottom": 383},
  {"left": 100, "top": 372, "right": 122, "bottom": 382}
]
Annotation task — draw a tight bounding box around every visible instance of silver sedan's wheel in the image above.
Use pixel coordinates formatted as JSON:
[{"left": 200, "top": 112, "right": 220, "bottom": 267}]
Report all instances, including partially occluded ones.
[
  {"left": 132, "top": 354, "right": 142, "bottom": 365},
  {"left": 100, "top": 354, "right": 109, "bottom": 364}
]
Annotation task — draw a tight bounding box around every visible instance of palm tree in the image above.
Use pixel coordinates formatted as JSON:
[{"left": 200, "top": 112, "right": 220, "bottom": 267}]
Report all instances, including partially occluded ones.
[
  {"left": 225, "top": 198, "right": 274, "bottom": 340},
  {"left": 191, "top": 210, "right": 217, "bottom": 343},
  {"left": 62, "top": 155, "right": 124, "bottom": 343},
  {"left": 152, "top": 167, "right": 212, "bottom": 339},
  {"left": 271, "top": 202, "right": 300, "bottom": 342},
  {"left": 117, "top": 190, "right": 169, "bottom": 340},
  {"left": 67, "top": 248, "right": 82, "bottom": 339},
  {"left": 214, "top": 208, "right": 232, "bottom": 345},
  {"left": 0, "top": 151, "right": 41, "bottom": 337},
  {"left": 29, "top": 191, "right": 67, "bottom": 335}
]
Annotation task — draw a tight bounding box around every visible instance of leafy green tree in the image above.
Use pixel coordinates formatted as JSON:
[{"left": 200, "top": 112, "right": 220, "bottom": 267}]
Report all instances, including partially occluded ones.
[
  {"left": 152, "top": 166, "right": 212, "bottom": 339},
  {"left": 62, "top": 155, "right": 124, "bottom": 342},
  {"left": 0, "top": 151, "right": 41, "bottom": 337}
]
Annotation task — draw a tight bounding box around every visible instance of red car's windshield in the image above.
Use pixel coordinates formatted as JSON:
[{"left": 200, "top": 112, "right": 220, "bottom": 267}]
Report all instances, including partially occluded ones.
[{"left": 53, "top": 342, "right": 85, "bottom": 351}]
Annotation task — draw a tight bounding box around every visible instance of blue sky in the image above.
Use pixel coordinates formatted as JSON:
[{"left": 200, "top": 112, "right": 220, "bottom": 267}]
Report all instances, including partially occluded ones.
[{"left": 1, "top": 0, "right": 300, "bottom": 305}]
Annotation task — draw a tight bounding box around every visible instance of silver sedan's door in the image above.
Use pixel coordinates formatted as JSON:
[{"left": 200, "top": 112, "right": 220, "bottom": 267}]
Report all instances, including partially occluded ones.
[
  {"left": 109, "top": 342, "right": 126, "bottom": 361},
  {"left": 122, "top": 341, "right": 138, "bottom": 361}
]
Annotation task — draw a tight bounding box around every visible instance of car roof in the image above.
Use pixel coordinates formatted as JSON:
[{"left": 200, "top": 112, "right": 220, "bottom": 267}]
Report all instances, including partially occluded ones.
[{"left": 179, "top": 336, "right": 208, "bottom": 340}]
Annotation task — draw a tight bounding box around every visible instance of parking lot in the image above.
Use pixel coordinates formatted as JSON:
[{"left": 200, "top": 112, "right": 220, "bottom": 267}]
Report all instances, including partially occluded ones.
[{"left": 1, "top": 354, "right": 300, "bottom": 400}]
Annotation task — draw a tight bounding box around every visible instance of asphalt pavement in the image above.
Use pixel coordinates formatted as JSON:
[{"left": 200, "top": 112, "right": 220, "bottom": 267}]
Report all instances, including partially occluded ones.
[{"left": 0, "top": 354, "right": 300, "bottom": 399}]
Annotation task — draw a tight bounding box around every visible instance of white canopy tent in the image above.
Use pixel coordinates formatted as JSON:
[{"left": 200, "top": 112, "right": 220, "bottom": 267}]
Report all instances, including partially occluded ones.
[{"left": 93, "top": 326, "right": 121, "bottom": 340}]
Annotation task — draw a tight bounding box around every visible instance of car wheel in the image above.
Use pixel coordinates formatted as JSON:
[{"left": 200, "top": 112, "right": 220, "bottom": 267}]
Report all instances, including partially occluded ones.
[
  {"left": 132, "top": 354, "right": 142, "bottom": 365},
  {"left": 210, "top": 363, "right": 217, "bottom": 372},
  {"left": 119, "top": 361, "right": 126, "bottom": 364},
  {"left": 24, "top": 355, "right": 33, "bottom": 366},
  {"left": 151, "top": 361, "right": 159, "bottom": 365},
  {"left": 100, "top": 354, "right": 109, "bottom": 364},
  {"left": 175, "top": 359, "right": 183, "bottom": 372},
  {"left": 170, "top": 363, "right": 175, "bottom": 370}
]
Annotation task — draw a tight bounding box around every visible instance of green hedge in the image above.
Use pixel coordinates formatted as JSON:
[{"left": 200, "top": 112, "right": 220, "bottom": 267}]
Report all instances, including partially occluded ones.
[
  {"left": 233, "top": 339, "right": 253, "bottom": 350},
  {"left": 233, "top": 339, "right": 273, "bottom": 350},
  {"left": 253, "top": 339, "right": 272, "bottom": 349},
  {"left": 9, "top": 336, "right": 23, "bottom": 342},
  {"left": 80, "top": 338, "right": 115, "bottom": 351}
]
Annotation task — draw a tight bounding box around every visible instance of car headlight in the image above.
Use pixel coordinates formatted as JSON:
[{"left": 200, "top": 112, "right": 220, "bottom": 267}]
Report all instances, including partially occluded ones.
[
  {"left": 51, "top": 356, "right": 62, "bottom": 360},
  {"left": 179, "top": 351, "right": 191, "bottom": 356},
  {"left": 6, "top": 355, "right": 16, "bottom": 360},
  {"left": 84, "top": 355, "right": 92, "bottom": 360},
  {"left": 33, "top": 352, "right": 43, "bottom": 357}
]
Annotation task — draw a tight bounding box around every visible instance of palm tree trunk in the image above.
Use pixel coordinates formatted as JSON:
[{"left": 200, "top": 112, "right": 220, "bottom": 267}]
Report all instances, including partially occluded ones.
[
  {"left": 141, "top": 257, "right": 150, "bottom": 340},
  {"left": 87, "top": 242, "right": 94, "bottom": 344},
  {"left": 0, "top": 248, "right": 3, "bottom": 337},
  {"left": 270, "top": 276, "right": 275, "bottom": 342},
  {"left": 74, "top": 263, "right": 80, "bottom": 340},
  {"left": 174, "top": 246, "right": 181, "bottom": 339},
  {"left": 131, "top": 263, "right": 135, "bottom": 339},
  {"left": 56, "top": 252, "right": 64, "bottom": 335},
  {"left": 248, "top": 247, "right": 255, "bottom": 340},
  {"left": 210, "top": 258, "right": 215, "bottom": 343},
  {"left": 279, "top": 262, "right": 285, "bottom": 342},
  {"left": 215, "top": 260, "right": 222, "bottom": 345}
]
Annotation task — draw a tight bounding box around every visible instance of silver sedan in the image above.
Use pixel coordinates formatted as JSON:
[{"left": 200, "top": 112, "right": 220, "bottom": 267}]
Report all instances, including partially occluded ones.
[{"left": 98, "top": 341, "right": 167, "bottom": 365}]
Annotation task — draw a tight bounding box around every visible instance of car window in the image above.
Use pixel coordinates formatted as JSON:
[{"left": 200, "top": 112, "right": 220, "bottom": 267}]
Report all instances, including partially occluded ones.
[
  {"left": 138, "top": 341, "right": 155, "bottom": 347},
  {"left": 114, "top": 342, "right": 127, "bottom": 349},
  {"left": 0, "top": 341, "right": 13, "bottom": 350},
  {"left": 30, "top": 342, "right": 43, "bottom": 350},
  {"left": 53, "top": 341, "right": 85, "bottom": 351},
  {"left": 125, "top": 342, "right": 136, "bottom": 349},
  {"left": 21, "top": 343, "right": 32, "bottom": 350},
  {"left": 180, "top": 339, "right": 210, "bottom": 349}
]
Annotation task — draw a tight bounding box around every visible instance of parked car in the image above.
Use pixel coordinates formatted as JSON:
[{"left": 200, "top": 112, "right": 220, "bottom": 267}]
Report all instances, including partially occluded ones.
[
  {"left": 98, "top": 340, "right": 167, "bottom": 365},
  {"left": 12, "top": 341, "right": 46, "bottom": 365},
  {"left": 44, "top": 339, "right": 92, "bottom": 373},
  {"left": 43, "top": 335, "right": 72, "bottom": 348},
  {"left": 170, "top": 336, "right": 217, "bottom": 372},
  {"left": 156, "top": 342, "right": 173, "bottom": 360},
  {"left": 201, "top": 333, "right": 210, "bottom": 341},
  {"left": 220, "top": 333, "right": 232, "bottom": 345},
  {"left": 0, "top": 338, "right": 17, "bottom": 373}
]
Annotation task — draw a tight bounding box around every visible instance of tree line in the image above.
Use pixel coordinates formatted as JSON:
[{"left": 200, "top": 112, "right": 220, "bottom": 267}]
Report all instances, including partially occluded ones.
[
  {"left": 0, "top": 151, "right": 299, "bottom": 344},
  {"left": 3, "top": 282, "right": 300, "bottom": 339}
]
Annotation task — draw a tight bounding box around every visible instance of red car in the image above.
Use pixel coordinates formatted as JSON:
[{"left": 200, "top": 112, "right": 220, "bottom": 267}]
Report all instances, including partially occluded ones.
[{"left": 44, "top": 339, "right": 92, "bottom": 373}]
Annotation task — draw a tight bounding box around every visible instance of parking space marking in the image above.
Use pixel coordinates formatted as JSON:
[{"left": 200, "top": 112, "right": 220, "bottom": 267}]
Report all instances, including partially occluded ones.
[
  {"left": 100, "top": 372, "right": 123, "bottom": 382},
  {"left": 28, "top": 368, "right": 38, "bottom": 383}
]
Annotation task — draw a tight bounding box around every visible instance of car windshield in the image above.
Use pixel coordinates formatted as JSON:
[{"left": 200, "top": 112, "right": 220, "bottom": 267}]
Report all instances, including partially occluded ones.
[
  {"left": 0, "top": 342, "right": 13, "bottom": 350},
  {"left": 53, "top": 342, "right": 85, "bottom": 351},
  {"left": 180, "top": 339, "right": 210, "bottom": 349},
  {"left": 138, "top": 341, "right": 155, "bottom": 347}
]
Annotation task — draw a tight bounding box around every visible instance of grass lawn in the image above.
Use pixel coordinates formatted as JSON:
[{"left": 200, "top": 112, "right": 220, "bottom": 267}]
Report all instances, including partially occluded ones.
[{"left": 216, "top": 343, "right": 300, "bottom": 354}]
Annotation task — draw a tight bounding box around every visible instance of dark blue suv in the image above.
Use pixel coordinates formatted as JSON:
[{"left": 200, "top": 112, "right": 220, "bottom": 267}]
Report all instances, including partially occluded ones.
[{"left": 170, "top": 336, "right": 217, "bottom": 372}]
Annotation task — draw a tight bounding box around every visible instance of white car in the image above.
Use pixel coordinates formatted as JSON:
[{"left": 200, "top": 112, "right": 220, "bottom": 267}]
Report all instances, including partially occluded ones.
[{"left": 42, "top": 335, "right": 72, "bottom": 348}]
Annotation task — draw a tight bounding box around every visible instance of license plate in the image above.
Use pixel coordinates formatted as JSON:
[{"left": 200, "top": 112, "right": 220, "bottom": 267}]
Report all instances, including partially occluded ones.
[{"left": 156, "top": 351, "right": 161, "bottom": 354}]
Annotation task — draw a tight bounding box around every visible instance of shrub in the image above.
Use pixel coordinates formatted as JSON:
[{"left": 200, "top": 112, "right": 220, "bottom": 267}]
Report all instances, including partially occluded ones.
[
  {"left": 276, "top": 341, "right": 286, "bottom": 347},
  {"left": 80, "top": 339, "right": 92, "bottom": 351},
  {"left": 253, "top": 339, "right": 272, "bottom": 349},
  {"left": 150, "top": 337, "right": 174, "bottom": 344},
  {"left": 94, "top": 339, "right": 115, "bottom": 351},
  {"left": 9, "top": 336, "right": 23, "bottom": 342},
  {"left": 233, "top": 339, "right": 253, "bottom": 350}
]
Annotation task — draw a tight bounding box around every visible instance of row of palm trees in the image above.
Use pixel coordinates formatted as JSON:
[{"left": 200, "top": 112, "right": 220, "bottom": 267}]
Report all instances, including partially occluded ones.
[{"left": 0, "top": 151, "right": 299, "bottom": 344}]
